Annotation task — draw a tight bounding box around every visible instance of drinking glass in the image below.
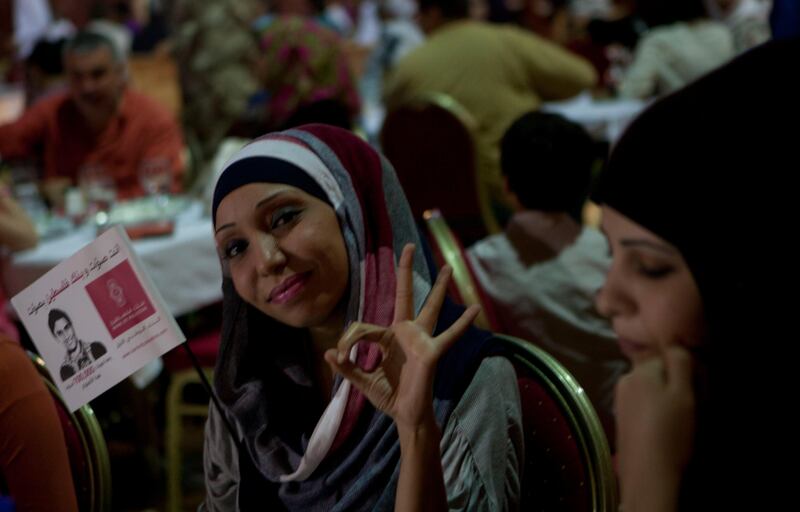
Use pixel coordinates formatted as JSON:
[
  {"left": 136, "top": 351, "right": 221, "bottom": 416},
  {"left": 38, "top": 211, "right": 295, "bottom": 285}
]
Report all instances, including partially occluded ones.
[
  {"left": 79, "top": 164, "right": 116, "bottom": 226},
  {"left": 138, "top": 157, "right": 172, "bottom": 211}
]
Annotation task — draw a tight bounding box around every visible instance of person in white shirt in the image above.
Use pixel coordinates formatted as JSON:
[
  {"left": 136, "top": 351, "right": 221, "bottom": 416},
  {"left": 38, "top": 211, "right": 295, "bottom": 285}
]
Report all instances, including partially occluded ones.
[
  {"left": 468, "top": 110, "right": 626, "bottom": 440},
  {"left": 617, "top": 0, "right": 734, "bottom": 98}
]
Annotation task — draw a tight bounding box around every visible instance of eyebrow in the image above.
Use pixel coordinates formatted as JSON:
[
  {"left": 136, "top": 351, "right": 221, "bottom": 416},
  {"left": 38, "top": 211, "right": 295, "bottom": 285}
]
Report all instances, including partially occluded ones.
[
  {"left": 214, "top": 222, "right": 234, "bottom": 235},
  {"left": 619, "top": 238, "right": 678, "bottom": 255},
  {"left": 214, "top": 189, "right": 293, "bottom": 235},
  {"left": 255, "top": 189, "right": 292, "bottom": 210}
]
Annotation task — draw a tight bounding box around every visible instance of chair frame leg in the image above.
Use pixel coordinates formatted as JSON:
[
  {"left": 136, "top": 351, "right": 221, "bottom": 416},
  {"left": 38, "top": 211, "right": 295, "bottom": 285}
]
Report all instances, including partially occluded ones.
[
  {"left": 166, "top": 369, "right": 214, "bottom": 512},
  {"left": 166, "top": 372, "right": 184, "bottom": 512}
]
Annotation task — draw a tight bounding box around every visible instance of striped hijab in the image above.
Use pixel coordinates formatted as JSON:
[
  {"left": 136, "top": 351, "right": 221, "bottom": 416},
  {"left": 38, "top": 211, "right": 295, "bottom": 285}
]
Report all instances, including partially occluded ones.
[{"left": 211, "top": 124, "right": 491, "bottom": 510}]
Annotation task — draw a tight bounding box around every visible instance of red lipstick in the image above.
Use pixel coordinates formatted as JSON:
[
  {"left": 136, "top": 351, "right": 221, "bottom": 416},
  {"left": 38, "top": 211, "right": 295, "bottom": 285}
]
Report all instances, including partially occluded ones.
[{"left": 268, "top": 272, "right": 310, "bottom": 304}]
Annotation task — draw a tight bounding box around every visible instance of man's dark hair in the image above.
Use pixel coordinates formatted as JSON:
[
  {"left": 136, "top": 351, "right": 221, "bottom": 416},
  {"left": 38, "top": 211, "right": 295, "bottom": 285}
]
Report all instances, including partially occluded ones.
[
  {"left": 501, "top": 111, "right": 597, "bottom": 221},
  {"left": 417, "top": 0, "right": 470, "bottom": 20},
  {"left": 48, "top": 308, "right": 71, "bottom": 334},
  {"left": 63, "top": 30, "right": 123, "bottom": 64}
]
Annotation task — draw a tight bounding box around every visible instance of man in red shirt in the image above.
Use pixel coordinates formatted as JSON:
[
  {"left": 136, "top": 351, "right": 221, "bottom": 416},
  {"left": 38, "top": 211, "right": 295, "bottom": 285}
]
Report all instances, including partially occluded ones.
[{"left": 0, "top": 30, "right": 184, "bottom": 200}]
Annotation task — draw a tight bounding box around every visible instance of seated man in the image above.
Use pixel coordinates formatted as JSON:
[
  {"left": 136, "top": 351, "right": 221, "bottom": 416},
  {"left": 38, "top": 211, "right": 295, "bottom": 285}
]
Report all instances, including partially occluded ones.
[
  {"left": 467, "top": 111, "right": 625, "bottom": 439},
  {"left": 0, "top": 30, "right": 184, "bottom": 200}
]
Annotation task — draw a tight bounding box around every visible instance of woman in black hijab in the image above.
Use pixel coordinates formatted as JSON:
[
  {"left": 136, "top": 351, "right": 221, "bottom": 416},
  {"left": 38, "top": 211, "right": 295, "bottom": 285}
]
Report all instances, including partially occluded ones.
[{"left": 593, "top": 38, "right": 799, "bottom": 511}]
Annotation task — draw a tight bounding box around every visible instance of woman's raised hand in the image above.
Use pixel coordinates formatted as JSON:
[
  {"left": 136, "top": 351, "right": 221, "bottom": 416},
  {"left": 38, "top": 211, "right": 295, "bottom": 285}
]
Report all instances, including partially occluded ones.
[
  {"left": 615, "top": 346, "right": 696, "bottom": 512},
  {"left": 324, "top": 244, "right": 480, "bottom": 429}
]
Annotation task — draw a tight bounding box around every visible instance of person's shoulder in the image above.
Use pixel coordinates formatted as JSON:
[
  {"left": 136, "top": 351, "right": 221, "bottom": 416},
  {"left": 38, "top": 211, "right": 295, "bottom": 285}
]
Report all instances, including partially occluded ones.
[
  {"left": 18, "top": 91, "right": 71, "bottom": 119},
  {"left": 694, "top": 20, "right": 735, "bottom": 47},
  {"left": 437, "top": 19, "right": 516, "bottom": 45},
  {"left": 394, "top": 30, "right": 437, "bottom": 64},
  {"left": 647, "top": 22, "right": 687, "bottom": 37},
  {"left": 0, "top": 337, "right": 29, "bottom": 375},
  {"left": 469, "top": 231, "right": 512, "bottom": 252},
  {"left": 450, "top": 19, "right": 493, "bottom": 34},
  {"left": 413, "top": 21, "right": 488, "bottom": 51},
  {"left": 122, "top": 89, "right": 182, "bottom": 138},
  {"left": 0, "top": 339, "right": 51, "bottom": 402},
  {"left": 467, "top": 233, "right": 515, "bottom": 267},
  {"left": 495, "top": 22, "right": 548, "bottom": 44},
  {"left": 33, "top": 90, "right": 71, "bottom": 108},
  {"left": 693, "top": 19, "right": 732, "bottom": 35},
  {"left": 549, "top": 227, "right": 609, "bottom": 273},
  {"left": 644, "top": 22, "right": 710, "bottom": 46},
  {"left": 631, "top": 24, "right": 681, "bottom": 51},
  {"left": 575, "top": 226, "right": 610, "bottom": 253},
  {"left": 495, "top": 22, "right": 539, "bottom": 38}
]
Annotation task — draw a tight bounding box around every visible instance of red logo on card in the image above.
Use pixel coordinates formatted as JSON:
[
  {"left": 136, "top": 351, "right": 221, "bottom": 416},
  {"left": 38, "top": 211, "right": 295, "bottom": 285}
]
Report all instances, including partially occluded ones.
[{"left": 85, "top": 260, "right": 155, "bottom": 338}]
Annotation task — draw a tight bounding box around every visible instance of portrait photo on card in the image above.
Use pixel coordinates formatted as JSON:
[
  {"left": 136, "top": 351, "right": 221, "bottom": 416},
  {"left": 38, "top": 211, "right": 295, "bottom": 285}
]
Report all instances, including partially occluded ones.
[{"left": 47, "top": 307, "right": 108, "bottom": 381}]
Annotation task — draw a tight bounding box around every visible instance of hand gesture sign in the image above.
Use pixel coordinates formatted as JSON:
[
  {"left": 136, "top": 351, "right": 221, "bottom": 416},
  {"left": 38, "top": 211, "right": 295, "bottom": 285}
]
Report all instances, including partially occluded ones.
[{"left": 323, "top": 243, "right": 480, "bottom": 430}]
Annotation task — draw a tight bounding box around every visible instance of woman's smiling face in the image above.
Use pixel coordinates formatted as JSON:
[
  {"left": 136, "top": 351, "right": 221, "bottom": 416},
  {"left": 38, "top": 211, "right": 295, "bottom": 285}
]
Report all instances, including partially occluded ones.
[
  {"left": 214, "top": 182, "right": 349, "bottom": 330},
  {"left": 595, "top": 206, "right": 707, "bottom": 365}
]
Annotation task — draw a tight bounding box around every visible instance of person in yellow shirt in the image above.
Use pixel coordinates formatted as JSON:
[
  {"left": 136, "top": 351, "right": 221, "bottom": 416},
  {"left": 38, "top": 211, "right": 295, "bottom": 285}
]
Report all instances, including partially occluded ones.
[{"left": 384, "top": 0, "right": 596, "bottom": 215}]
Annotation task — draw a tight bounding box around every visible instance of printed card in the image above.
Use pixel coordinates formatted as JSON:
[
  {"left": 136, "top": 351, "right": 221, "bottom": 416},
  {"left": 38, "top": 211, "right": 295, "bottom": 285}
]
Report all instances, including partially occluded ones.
[{"left": 11, "top": 225, "right": 185, "bottom": 411}]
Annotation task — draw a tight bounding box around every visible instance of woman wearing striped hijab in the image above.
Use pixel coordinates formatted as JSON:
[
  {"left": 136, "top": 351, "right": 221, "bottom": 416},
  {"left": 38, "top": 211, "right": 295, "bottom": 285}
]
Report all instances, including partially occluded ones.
[{"left": 202, "top": 124, "right": 523, "bottom": 511}]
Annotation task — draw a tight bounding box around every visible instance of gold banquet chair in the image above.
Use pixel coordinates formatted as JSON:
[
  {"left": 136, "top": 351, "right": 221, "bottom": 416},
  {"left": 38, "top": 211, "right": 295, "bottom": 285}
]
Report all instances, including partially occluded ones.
[
  {"left": 29, "top": 352, "right": 112, "bottom": 512},
  {"left": 493, "top": 334, "right": 617, "bottom": 511},
  {"left": 166, "top": 366, "right": 214, "bottom": 512},
  {"left": 163, "top": 329, "right": 221, "bottom": 512},
  {"left": 422, "top": 208, "right": 500, "bottom": 331},
  {"left": 380, "top": 92, "right": 500, "bottom": 246}
]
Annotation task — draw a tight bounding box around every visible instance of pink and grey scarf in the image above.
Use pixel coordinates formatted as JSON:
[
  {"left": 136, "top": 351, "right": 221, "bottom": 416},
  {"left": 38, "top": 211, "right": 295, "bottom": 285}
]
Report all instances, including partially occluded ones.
[{"left": 211, "top": 124, "right": 493, "bottom": 511}]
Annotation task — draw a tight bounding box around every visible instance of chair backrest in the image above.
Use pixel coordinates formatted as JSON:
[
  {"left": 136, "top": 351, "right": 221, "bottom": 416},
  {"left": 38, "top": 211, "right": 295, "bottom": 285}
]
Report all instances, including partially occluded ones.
[
  {"left": 423, "top": 209, "right": 501, "bottom": 331},
  {"left": 492, "top": 334, "right": 617, "bottom": 511},
  {"left": 380, "top": 92, "right": 499, "bottom": 245},
  {"left": 28, "top": 353, "right": 112, "bottom": 512}
]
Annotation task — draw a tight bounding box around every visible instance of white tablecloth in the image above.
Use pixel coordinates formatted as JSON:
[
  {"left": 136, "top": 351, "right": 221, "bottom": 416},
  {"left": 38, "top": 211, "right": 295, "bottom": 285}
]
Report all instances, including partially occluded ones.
[
  {"left": 3, "top": 201, "right": 222, "bottom": 318},
  {"left": 542, "top": 92, "right": 648, "bottom": 143}
]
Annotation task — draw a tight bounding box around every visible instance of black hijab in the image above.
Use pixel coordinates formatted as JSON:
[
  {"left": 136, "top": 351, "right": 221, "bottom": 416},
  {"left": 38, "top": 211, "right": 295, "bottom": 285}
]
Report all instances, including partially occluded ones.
[{"left": 594, "top": 38, "right": 800, "bottom": 509}]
